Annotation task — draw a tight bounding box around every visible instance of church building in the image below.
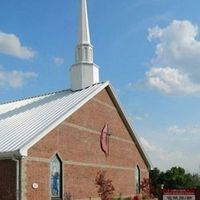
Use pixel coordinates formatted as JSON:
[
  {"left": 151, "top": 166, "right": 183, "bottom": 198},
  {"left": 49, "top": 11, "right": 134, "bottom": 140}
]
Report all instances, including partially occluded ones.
[{"left": 0, "top": 0, "right": 151, "bottom": 199}]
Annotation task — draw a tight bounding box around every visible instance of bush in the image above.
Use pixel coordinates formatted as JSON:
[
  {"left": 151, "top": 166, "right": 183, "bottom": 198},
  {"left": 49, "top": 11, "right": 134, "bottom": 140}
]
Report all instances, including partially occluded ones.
[
  {"left": 140, "top": 178, "right": 154, "bottom": 200},
  {"left": 112, "top": 196, "right": 132, "bottom": 200},
  {"left": 95, "top": 170, "right": 115, "bottom": 200},
  {"left": 123, "top": 197, "right": 132, "bottom": 200},
  {"left": 64, "top": 192, "right": 72, "bottom": 200},
  {"left": 112, "top": 195, "right": 121, "bottom": 200},
  {"left": 133, "top": 195, "right": 140, "bottom": 200}
]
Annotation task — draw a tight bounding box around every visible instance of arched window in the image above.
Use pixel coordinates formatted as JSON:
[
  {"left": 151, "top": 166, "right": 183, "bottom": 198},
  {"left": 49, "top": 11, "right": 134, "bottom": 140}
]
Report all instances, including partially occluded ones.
[
  {"left": 51, "top": 154, "right": 62, "bottom": 199},
  {"left": 135, "top": 165, "right": 140, "bottom": 193}
]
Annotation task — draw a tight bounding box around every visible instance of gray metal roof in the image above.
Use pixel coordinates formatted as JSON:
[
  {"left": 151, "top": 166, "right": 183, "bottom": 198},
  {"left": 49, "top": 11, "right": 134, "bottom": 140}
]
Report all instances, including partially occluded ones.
[
  {"left": 0, "top": 82, "right": 109, "bottom": 156},
  {"left": 0, "top": 81, "right": 151, "bottom": 168}
]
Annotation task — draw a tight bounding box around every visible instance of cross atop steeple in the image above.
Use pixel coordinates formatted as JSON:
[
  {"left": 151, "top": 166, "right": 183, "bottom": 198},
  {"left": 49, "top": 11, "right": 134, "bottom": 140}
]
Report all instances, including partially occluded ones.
[{"left": 70, "top": 0, "right": 100, "bottom": 91}]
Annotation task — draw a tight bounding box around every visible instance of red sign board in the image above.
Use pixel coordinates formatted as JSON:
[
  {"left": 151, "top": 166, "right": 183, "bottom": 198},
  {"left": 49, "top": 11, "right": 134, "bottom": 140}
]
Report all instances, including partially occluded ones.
[{"left": 163, "top": 189, "right": 196, "bottom": 200}]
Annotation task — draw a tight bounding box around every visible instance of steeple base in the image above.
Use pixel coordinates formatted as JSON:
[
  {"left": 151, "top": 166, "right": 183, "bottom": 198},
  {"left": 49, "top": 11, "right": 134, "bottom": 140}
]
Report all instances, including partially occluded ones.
[{"left": 70, "top": 63, "right": 99, "bottom": 91}]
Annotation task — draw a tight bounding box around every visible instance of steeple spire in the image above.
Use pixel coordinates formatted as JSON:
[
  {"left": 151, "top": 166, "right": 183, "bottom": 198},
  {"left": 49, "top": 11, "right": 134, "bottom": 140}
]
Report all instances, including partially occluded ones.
[
  {"left": 79, "top": 0, "right": 91, "bottom": 44},
  {"left": 70, "top": 0, "right": 99, "bottom": 91},
  {"left": 75, "top": 0, "right": 93, "bottom": 64}
]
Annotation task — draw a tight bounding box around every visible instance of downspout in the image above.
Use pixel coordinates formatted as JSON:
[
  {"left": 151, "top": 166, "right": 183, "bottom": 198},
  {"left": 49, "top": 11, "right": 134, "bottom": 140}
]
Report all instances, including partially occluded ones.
[{"left": 12, "top": 158, "right": 20, "bottom": 200}]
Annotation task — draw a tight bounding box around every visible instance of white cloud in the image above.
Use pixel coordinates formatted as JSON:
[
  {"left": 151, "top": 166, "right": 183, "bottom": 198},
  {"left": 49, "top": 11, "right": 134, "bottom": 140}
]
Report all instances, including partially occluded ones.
[
  {"left": 146, "top": 67, "right": 200, "bottom": 95},
  {"left": 168, "top": 125, "right": 186, "bottom": 134},
  {"left": 148, "top": 20, "right": 200, "bottom": 71},
  {"left": 135, "top": 116, "right": 144, "bottom": 121},
  {"left": 128, "top": 81, "right": 145, "bottom": 90},
  {"left": 53, "top": 56, "right": 64, "bottom": 65},
  {"left": 0, "top": 69, "right": 37, "bottom": 88},
  {"left": 145, "top": 20, "right": 200, "bottom": 95},
  {"left": 140, "top": 137, "right": 158, "bottom": 152},
  {"left": 0, "top": 31, "right": 36, "bottom": 59},
  {"left": 140, "top": 136, "right": 200, "bottom": 172},
  {"left": 190, "top": 125, "right": 200, "bottom": 135},
  {"left": 133, "top": 113, "right": 149, "bottom": 121},
  {"left": 168, "top": 124, "right": 200, "bottom": 136}
]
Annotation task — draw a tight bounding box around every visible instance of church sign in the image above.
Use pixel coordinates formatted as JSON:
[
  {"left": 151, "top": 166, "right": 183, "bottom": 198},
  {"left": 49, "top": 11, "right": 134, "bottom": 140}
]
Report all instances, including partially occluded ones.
[{"left": 163, "top": 189, "right": 196, "bottom": 200}]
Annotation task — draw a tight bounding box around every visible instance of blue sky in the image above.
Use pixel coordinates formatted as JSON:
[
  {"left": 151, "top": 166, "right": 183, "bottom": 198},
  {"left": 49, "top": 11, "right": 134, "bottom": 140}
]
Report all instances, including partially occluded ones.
[{"left": 1, "top": 0, "right": 200, "bottom": 173}]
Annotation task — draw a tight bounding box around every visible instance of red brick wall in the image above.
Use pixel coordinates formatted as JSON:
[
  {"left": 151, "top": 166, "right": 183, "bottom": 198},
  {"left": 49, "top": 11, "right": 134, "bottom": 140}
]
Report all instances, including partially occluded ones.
[
  {"left": 26, "top": 88, "right": 149, "bottom": 199},
  {"left": 26, "top": 161, "right": 50, "bottom": 200},
  {"left": 0, "top": 160, "right": 16, "bottom": 200}
]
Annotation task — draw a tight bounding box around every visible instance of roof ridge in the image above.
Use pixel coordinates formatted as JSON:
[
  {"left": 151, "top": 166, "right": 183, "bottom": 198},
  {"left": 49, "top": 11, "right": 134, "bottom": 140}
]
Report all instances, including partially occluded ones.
[
  {"left": 0, "top": 89, "right": 71, "bottom": 106},
  {"left": 0, "top": 82, "right": 106, "bottom": 106}
]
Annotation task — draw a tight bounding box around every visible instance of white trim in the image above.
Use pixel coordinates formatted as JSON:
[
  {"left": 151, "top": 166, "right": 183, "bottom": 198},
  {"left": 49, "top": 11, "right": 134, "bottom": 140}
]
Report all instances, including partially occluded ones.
[{"left": 0, "top": 150, "right": 21, "bottom": 158}]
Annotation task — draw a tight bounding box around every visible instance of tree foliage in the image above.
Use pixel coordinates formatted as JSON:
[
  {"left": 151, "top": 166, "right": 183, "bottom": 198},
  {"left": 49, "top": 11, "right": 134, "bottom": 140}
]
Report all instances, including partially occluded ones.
[
  {"left": 140, "top": 178, "right": 155, "bottom": 199},
  {"left": 150, "top": 166, "right": 200, "bottom": 196},
  {"left": 95, "top": 170, "right": 115, "bottom": 200}
]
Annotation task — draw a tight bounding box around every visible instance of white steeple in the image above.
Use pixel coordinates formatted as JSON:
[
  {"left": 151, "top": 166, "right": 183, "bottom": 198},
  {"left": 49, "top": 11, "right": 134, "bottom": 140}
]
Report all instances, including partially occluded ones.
[
  {"left": 70, "top": 0, "right": 99, "bottom": 91},
  {"left": 79, "top": 0, "right": 91, "bottom": 44}
]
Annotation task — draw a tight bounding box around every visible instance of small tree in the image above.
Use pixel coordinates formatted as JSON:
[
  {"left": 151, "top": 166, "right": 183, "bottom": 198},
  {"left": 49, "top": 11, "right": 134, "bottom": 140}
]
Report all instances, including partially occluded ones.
[
  {"left": 64, "top": 192, "right": 72, "bottom": 200},
  {"left": 133, "top": 195, "right": 140, "bottom": 200},
  {"left": 140, "top": 178, "right": 154, "bottom": 200},
  {"left": 95, "top": 170, "right": 115, "bottom": 200}
]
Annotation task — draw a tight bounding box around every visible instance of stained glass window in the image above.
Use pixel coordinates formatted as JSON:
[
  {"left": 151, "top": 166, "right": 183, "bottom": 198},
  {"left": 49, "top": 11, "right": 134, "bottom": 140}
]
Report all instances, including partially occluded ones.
[
  {"left": 135, "top": 165, "right": 140, "bottom": 193},
  {"left": 51, "top": 155, "right": 62, "bottom": 198}
]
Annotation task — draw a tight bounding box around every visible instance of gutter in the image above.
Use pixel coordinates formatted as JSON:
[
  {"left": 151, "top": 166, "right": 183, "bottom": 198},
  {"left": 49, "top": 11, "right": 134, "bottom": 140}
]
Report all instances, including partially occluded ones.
[{"left": 0, "top": 150, "right": 21, "bottom": 159}]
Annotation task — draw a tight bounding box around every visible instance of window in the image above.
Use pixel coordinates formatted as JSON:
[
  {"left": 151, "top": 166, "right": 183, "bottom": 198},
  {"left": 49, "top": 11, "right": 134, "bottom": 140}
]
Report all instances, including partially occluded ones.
[
  {"left": 51, "top": 155, "right": 62, "bottom": 199},
  {"left": 135, "top": 165, "right": 140, "bottom": 193}
]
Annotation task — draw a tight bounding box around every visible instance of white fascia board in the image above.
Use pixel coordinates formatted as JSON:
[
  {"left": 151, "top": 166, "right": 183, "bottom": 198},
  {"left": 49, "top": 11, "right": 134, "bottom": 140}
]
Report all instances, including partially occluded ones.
[
  {"left": 106, "top": 84, "right": 152, "bottom": 169},
  {"left": 19, "top": 81, "right": 110, "bottom": 157}
]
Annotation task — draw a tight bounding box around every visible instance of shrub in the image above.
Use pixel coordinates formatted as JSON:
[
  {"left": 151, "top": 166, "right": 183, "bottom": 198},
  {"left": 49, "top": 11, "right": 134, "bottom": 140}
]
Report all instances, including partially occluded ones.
[
  {"left": 140, "top": 178, "right": 154, "bottom": 200},
  {"left": 123, "top": 197, "right": 132, "bottom": 200},
  {"left": 95, "top": 170, "right": 115, "bottom": 200},
  {"left": 64, "top": 192, "right": 72, "bottom": 200},
  {"left": 112, "top": 194, "right": 121, "bottom": 200},
  {"left": 133, "top": 195, "right": 140, "bottom": 200}
]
